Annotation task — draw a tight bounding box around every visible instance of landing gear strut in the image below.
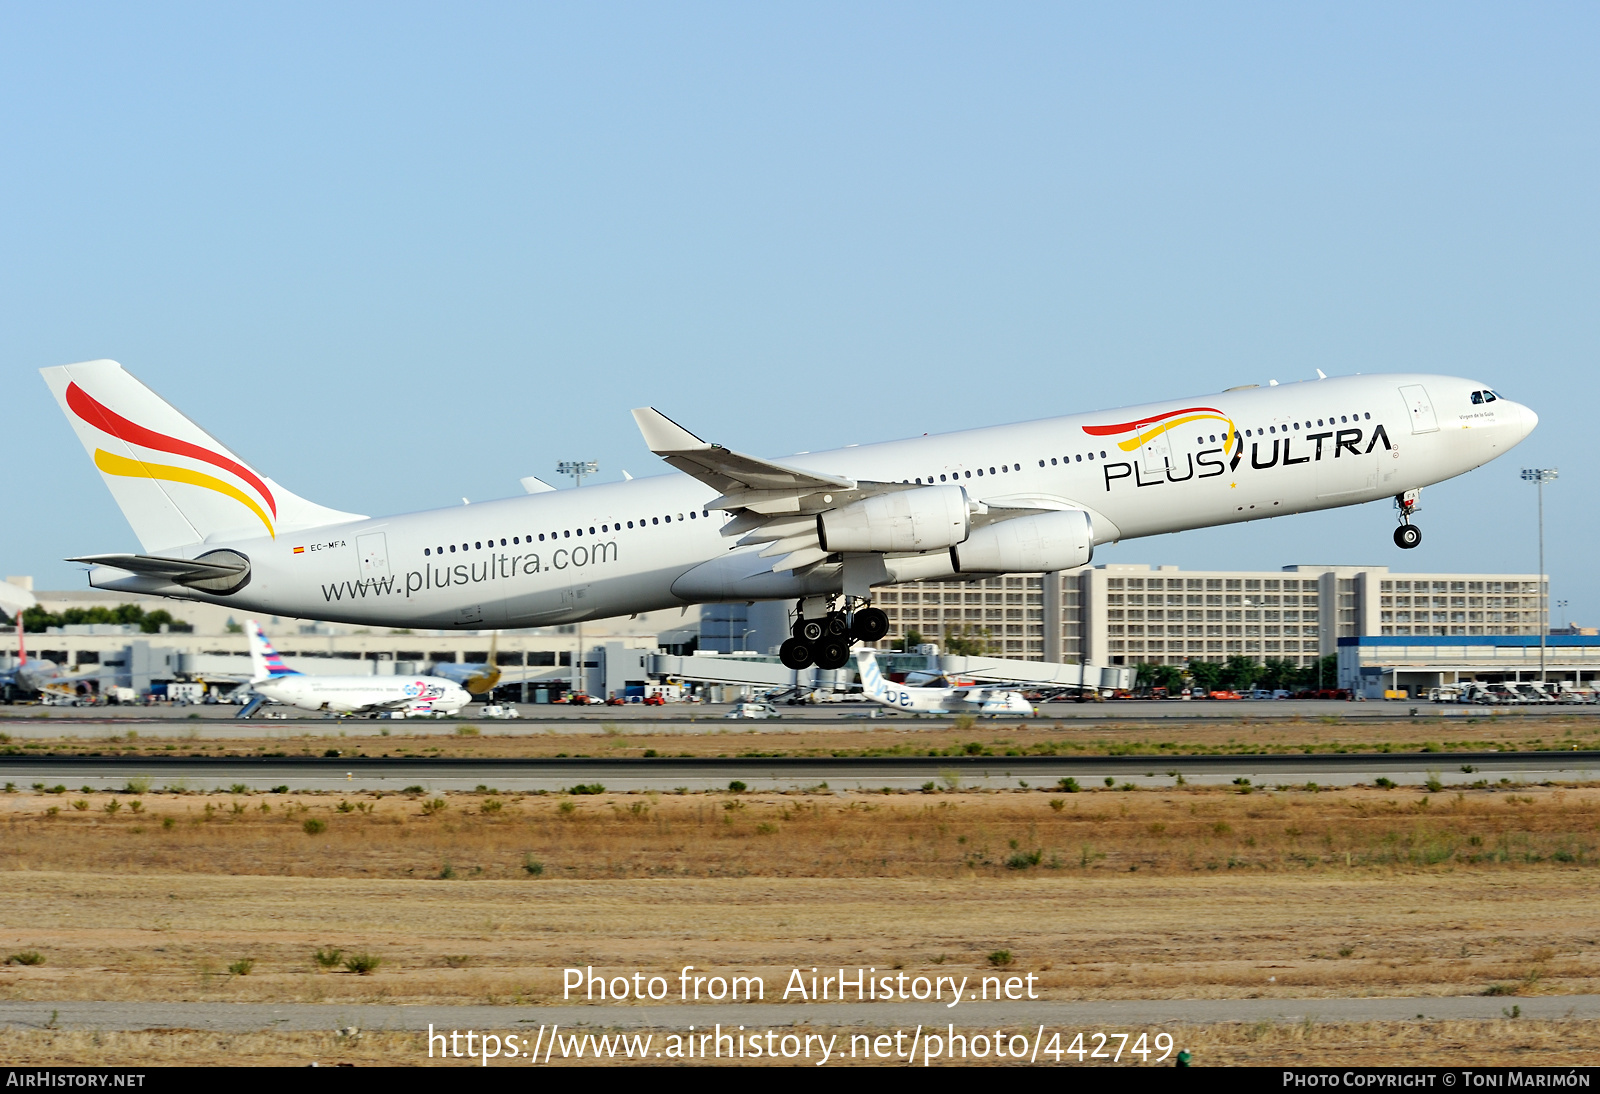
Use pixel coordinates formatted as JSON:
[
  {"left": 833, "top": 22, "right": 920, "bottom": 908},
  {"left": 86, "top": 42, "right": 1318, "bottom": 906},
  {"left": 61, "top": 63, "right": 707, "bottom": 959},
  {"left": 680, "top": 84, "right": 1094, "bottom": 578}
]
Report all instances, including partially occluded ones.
[
  {"left": 778, "top": 598, "right": 889, "bottom": 671},
  {"left": 1393, "top": 489, "right": 1422, "bottom": 550}
]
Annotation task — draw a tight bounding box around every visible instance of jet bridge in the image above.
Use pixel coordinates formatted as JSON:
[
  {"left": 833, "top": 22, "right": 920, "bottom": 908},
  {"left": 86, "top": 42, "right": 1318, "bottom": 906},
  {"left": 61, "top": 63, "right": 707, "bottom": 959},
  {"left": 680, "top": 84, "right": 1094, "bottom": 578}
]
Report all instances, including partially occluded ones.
[{"left": 649, "top": 651, "right": 1132, "bottom": 695}]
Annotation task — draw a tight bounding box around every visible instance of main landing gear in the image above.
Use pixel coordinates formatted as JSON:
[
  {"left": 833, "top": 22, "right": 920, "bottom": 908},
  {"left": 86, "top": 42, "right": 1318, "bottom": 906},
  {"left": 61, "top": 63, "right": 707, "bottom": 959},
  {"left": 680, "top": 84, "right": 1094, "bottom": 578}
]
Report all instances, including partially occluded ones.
[
  {"left": 779, "top": 598, "right": 889, "bottom": 671},
  {"left": 1393, "top": 489, "right": 1422, "bottom": 550}
]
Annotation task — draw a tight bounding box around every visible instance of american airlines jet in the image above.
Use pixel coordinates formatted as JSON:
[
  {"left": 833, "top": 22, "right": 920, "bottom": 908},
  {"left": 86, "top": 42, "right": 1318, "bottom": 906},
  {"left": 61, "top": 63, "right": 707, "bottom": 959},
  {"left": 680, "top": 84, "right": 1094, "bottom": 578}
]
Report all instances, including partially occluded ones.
[
  {"left": 42, "top": 360, "right": 1534, "bottom": 672},
  {"left": 245, "top": 620, "right": 470, "bottom": 716}
]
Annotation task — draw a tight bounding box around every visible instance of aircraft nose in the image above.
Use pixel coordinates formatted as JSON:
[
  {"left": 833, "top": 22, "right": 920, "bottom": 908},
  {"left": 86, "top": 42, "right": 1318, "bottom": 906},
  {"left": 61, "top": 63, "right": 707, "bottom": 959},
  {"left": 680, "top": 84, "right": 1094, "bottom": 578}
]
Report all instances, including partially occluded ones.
[{"left": 1517, "top": 401, "right": 1538, "bottom": 440}]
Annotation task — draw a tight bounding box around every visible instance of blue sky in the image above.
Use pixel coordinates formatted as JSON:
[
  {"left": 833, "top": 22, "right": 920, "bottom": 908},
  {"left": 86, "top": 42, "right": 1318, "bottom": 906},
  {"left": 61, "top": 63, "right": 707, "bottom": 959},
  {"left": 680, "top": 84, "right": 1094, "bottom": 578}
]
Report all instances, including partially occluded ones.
[{"left": 3, "top": 4, "right": 1594, "bottom": 616}]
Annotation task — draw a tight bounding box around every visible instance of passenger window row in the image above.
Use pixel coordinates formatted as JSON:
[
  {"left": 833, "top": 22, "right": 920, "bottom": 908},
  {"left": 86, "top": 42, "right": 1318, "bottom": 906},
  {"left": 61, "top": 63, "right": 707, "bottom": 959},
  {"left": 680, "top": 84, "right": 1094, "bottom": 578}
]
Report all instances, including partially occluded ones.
[
  {"left": 1194, "top": 412, "right": 1371, "bottom": 445},
  {"left": 422, "top": 510, "right": 712, "bottom": 556}
]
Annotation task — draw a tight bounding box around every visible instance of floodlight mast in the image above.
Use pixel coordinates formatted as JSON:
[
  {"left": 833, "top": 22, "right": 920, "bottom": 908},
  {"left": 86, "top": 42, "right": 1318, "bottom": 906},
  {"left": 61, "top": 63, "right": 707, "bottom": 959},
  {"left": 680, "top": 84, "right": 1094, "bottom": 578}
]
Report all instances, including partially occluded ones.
[
  {"left": 1521, "top": 468, "right": 1558, "bottom": 685},
  {"left": 557, "top": 460, "right": 599, "bottom": 488}
]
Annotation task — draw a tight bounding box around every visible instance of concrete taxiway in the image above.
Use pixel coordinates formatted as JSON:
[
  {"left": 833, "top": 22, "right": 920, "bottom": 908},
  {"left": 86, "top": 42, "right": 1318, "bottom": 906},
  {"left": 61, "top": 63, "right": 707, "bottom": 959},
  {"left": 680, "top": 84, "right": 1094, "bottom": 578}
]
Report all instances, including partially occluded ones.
[{"left": 1, "top": 750, "right": 1595, "bottom": 793}]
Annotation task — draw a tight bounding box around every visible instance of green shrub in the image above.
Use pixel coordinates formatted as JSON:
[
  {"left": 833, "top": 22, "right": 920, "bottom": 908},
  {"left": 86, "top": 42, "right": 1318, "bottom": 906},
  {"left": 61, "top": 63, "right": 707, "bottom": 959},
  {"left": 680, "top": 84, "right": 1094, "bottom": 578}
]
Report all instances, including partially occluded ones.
[
  {"left": 228, "top": 958, "right": 255, "bottom": 976},
  {"left": 1048, "top": 798, "right": 1066, "bottom": 812},
  {"left": 302, "top": 818, "right": 326, "bottom": 835},
  {"left": 1057, "top": 777, "right": 1080, "bottom": 793},
  {"left": 728, "top": 780, "right": 747, "bottom": 792},
  {"left": 312, "top": 947, "right": 344, "bottom": 969},
  {"left": 987, "top": 950, "right": 1013, "bottom": 967},
  {"left": 124, "top": 777, "right": 151, "bottom": 795},
  {"left": 161, "top": 816, "right": 175, "bottom": 830},
  {"left": 70, "top": 800, "right": 89, "bottom": 812},
  {"left": 522, "top": 855, "right": 544, "bottom": 877},
  {"left": 103, "top": 799, "right": 121, "bottom": 815},
  {"left": 6, "top": 951, "right": 44, "bottom": 966},
  {"left": 343, "top": 952, "right": 381, "bottom": 975},
  {"left": 1005, "top": 849, "right": 1042, "bottom": 870},
  {"left": 480, "top": 798, "right": 504, "bottom": 814},
  {"left": 420, "top": 798, "right": 447, "bottom": 816},
  {"left": 567, "top": 783, "right": 605, "bottom": 796}
]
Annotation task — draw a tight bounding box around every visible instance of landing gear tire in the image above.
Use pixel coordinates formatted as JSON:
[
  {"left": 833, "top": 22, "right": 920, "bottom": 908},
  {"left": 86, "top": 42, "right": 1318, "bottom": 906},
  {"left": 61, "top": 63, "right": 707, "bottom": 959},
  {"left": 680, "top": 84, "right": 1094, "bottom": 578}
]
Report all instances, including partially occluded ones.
[
  {"left": 825, "top": 612, "right": 850, "bottom": 637},
  {"left": 1394, "top": 524, "right": 1422, "bottom": 550},
  {"left": 779, "top": 638, "right": 814, "bottom": 670},
  {"left": 812, "top": 638, "right": 850, "bottom": 671},
  {"left": 794, "top": 619, "right": 825, "bottom": 643},
  {"left": 851, "top": 607, "right": 890, "bottom": 642}
]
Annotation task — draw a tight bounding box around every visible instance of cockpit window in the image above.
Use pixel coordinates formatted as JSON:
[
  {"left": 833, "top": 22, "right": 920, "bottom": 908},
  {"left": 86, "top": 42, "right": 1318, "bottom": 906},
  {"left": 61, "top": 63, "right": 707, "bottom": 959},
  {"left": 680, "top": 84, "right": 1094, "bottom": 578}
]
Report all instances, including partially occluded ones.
[
  {"left": 1485, "top": 390, "right": 1497, "bottom": 402},
  {"left": 1471, "top": 391, "right": 1484, "bottom": 404}
]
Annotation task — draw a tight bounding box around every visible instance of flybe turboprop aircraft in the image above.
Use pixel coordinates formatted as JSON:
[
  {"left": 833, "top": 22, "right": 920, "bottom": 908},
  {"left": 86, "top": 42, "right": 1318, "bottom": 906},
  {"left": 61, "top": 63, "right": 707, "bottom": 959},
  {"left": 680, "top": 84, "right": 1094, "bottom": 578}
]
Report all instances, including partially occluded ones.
[
  {"left": 246, "top": 620, "right": 470, "bottom": 716},
  {"left": 42, "top": 360, "right": 1534, "bottom": 673},
  {"left": 855, "top": 649, "right": 1032, "bottom": 716}
]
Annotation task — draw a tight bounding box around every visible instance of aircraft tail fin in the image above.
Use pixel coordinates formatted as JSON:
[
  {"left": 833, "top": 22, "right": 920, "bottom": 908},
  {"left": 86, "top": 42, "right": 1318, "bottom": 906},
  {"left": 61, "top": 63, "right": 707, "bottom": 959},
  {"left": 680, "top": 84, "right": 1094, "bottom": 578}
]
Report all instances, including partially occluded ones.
[
  {"left": 247, "top": 620, "right": 301, "bottom": 682},
  {"left": 40, "top": 360, "right": 365, "bottom": 553},
  {"left": 854, "top": 647, "right": 882, "bottom": 688}
]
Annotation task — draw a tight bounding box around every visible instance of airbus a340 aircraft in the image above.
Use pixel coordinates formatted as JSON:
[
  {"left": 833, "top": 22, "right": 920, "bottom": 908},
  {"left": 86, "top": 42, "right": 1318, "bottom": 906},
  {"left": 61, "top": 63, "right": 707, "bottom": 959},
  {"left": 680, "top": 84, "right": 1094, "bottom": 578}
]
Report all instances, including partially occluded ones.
[
  {"left": 42, "top": 360, "right": 1534, "bottom": 673},
  {"left": 246, "top": 620, "right": 470, "bottom": 716}
]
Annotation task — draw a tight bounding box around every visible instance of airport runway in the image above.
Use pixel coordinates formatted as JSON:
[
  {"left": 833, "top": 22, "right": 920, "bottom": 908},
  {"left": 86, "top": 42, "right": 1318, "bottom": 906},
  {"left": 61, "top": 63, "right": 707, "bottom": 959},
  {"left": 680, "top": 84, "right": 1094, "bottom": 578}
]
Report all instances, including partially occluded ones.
[
  {"left": 1, "top": 996, "right": 1595, "bottom": 1033},
  {"left": 2, "top": 750, "right": 1596, "bottom": 792},
  {"left": 3, "top": 699, "right": 1590, "bottom": 737}
]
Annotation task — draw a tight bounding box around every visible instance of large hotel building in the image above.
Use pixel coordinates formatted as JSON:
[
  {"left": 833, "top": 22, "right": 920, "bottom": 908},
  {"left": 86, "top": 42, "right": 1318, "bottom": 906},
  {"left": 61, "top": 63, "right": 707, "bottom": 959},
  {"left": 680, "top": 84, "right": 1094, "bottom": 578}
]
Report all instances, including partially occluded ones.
[{"left": 872, "top": 563, "right": 1546, "bottom": 666}]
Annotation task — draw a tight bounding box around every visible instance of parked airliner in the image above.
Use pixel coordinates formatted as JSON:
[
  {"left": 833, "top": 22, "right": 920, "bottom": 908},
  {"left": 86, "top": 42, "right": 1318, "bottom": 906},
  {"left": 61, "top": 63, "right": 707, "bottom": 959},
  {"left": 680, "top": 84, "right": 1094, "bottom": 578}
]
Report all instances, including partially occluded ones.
[
  {"left": 42, "top": 360, "right": 1534, "bottom": 673},
  {"left": 246, "top": 620, "right": 470, "bottom": 716},
  {"left": 855, "top": 649, "right": 1032, "bottom": 716}
]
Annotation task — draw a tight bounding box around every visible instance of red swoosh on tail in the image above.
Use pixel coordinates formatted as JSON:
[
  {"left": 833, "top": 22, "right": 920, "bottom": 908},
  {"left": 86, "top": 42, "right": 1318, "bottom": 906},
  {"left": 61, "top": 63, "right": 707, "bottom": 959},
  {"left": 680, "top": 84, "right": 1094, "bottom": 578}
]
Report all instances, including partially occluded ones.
[{"left": 66, "top": 382, "right": 276, "bottom": 517}]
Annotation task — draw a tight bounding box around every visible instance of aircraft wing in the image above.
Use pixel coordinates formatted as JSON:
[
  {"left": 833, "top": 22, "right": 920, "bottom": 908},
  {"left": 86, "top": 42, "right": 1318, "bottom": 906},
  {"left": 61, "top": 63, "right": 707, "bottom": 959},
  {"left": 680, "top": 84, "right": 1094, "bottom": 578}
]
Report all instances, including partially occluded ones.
[{"left": 632, "top": 407, "right": 922, "bottom": 573}]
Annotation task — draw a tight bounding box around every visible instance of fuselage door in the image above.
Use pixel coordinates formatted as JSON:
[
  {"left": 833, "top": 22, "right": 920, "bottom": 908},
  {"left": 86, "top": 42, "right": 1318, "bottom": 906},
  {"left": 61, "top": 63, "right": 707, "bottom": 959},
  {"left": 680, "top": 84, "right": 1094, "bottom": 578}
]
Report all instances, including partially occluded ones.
[
  {"left": 1399, "top": 385, "right": 1439, "bottom": 434},
  {"left": 356, "top": 533, "right": 391, "bottom": 580},
  {"left": 1138, "top": 426, "right": 1173, "bottom": 475}
]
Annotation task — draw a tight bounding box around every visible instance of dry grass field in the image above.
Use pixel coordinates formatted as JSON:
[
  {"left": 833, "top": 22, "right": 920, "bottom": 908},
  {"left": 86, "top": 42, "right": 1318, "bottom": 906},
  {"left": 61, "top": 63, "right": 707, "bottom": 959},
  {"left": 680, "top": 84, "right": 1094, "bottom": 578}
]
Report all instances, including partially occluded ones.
[
  {"left": 3, "top": 776, "right": 1599, "bottom": 1065},
  {"left": 6, "top": 1020, "right": 1600, "bottom": 1067}
]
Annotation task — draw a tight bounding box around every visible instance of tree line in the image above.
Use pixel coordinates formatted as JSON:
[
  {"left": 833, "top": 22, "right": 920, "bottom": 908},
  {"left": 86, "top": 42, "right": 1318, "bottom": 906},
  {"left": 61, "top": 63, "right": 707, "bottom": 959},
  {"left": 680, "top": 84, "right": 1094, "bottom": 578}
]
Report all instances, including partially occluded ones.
[{"left": 9, "top": 604, "right": 193, "bottom": 634}]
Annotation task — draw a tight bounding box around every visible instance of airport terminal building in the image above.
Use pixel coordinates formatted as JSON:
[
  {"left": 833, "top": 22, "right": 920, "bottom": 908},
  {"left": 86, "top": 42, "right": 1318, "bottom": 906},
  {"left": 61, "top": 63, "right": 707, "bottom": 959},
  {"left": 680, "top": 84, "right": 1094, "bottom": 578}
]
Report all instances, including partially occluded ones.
[{"left": 4, "top": 563, "right": 1583, "bottom": 702}]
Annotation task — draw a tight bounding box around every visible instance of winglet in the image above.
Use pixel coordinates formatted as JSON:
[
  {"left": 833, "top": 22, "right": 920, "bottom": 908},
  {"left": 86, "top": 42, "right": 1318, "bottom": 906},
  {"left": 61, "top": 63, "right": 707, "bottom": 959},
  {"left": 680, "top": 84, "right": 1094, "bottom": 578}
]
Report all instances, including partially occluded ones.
[{"left": 632, "top": 407, "right": 710, "bottom": 454}]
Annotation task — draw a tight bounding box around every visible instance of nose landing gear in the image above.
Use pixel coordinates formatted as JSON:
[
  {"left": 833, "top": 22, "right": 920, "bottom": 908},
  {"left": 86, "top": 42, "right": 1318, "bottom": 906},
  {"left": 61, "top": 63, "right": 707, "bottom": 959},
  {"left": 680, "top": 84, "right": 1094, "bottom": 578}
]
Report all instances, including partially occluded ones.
[{"left": 1393, "top": 489, "right": 1422, "bottom": 549}]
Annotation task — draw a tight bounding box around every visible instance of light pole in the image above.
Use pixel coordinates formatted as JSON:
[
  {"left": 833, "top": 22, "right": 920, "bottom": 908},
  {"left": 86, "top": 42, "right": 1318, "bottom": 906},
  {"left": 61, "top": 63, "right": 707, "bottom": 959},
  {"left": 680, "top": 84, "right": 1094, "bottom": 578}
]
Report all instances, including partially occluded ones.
[
  {"left": 557, "top": 460, "right": 598, "bottom": 488},
  {"left": 1521, "top": 468, "right": 1558, "bottom": 683}
]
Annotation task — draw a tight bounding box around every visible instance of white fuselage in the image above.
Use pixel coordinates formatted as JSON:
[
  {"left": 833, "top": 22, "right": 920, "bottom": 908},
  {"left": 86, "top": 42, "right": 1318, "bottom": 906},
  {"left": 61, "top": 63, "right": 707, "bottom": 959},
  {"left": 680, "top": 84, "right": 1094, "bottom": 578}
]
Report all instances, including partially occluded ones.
[
  {"left": 87, "top": 373, "right": 1534, "bottom": 628},
  {"left": 252, "top": 674, "right": 470, "bottom": 715}
]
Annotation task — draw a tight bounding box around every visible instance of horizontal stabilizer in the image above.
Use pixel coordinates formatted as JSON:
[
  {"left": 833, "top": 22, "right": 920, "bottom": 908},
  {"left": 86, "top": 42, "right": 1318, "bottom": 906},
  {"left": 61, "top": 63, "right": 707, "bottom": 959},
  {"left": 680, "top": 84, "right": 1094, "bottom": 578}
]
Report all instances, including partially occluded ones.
[{"left": 68, "top": 553, "right": 246, "bottom": 581}]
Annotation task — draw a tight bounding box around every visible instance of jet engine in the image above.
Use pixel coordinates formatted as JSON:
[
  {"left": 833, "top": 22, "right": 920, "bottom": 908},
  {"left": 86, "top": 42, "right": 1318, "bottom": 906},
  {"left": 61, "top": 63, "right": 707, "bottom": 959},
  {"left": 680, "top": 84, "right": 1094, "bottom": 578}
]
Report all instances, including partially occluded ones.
[
  {"left": 817, "top": 485, "right": 970, "bottom": 553},
  {"left": 949, "top": 509, "right": 1094, "bottom": 573}
]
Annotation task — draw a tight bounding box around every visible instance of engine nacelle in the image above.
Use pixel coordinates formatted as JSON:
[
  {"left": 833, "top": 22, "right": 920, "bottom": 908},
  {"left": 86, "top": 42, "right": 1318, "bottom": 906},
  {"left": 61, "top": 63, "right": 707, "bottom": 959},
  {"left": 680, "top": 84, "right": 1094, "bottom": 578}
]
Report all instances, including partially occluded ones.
[
  {"left": 950, "top": 509, "right": 1094, "bottom": 573},
  {"left": 817, "top": 485, "right": 970, "bottom": 554}
]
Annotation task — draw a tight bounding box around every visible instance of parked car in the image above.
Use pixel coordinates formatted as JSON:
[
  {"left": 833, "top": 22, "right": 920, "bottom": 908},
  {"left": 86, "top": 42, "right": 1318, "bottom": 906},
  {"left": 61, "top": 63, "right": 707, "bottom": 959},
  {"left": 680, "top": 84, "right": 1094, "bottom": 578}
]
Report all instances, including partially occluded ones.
[{"left": 725, "top": 701, "right": 780, "bottom": 719}]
